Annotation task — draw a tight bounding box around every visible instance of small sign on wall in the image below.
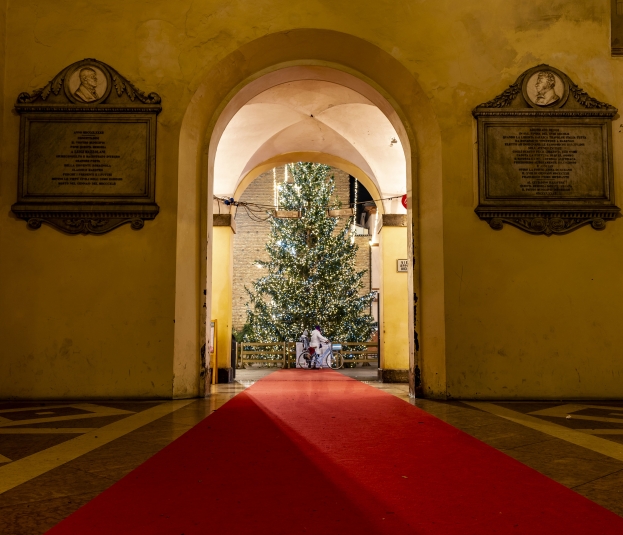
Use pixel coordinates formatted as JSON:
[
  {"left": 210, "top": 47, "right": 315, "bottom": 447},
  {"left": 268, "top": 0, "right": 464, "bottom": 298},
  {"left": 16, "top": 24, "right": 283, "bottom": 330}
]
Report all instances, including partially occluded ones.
[
  {"left": 397, "top": 259, "right": 408, "bottom": 272},
  {"left": 209, "top": 320, "right": 216, "bottom": 354}
]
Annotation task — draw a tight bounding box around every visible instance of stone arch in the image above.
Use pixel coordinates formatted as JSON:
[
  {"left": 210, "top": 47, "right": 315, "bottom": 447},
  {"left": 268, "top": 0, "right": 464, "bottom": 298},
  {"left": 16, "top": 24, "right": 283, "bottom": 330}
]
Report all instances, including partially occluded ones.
[
  {"left": 174, "top": 29, "right": 445, "bottom": 398},
  {"left": 232, "top": 152, "right": 385, "bottom": 215}
]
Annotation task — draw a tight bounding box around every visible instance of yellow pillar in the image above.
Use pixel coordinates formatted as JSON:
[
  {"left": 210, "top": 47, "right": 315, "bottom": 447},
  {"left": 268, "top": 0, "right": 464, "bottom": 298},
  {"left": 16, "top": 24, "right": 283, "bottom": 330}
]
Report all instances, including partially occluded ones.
[
  {"left": 211, "top": 215, "right": 235, "bottom": 383},
  {"left": 378, "top": 215, "right": 409, "bottom": 382}
]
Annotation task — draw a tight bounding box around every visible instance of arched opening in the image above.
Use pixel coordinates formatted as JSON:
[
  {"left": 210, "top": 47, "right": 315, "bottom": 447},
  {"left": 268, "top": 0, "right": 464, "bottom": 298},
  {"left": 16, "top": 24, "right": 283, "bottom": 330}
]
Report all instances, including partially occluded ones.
[
  {"left": 221, "top": 163, "right": 381, "bottom": 381},
  {"left": 210, "top": 73, "right": 408, "bottom": 383},
  {"left": 174, "top": 29, "right": 445, "bottom": 398}
]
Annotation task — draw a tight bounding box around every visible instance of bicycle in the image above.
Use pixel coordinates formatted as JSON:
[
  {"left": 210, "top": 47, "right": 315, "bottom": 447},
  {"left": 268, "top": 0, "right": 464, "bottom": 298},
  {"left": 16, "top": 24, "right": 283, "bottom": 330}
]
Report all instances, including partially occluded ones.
[{"left": 297, "top": 342, "right": 344, "bottom": 369}]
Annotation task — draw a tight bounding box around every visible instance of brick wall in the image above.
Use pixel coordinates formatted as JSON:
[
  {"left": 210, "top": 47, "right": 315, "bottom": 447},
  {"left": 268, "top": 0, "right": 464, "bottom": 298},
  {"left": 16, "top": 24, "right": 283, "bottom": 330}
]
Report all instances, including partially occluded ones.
[{"left": 232, "top": 165, "right": 371, "bottom": 331}]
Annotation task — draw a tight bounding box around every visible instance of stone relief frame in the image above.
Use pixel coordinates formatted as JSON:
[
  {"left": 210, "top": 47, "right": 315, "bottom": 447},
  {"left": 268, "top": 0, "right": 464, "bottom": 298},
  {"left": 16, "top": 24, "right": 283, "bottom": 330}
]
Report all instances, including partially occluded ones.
[
  {"left": 12, "top": 58, "right": 161, "bottom": 234},
  {"left": 472, "top": 64, "right": 619, "bottom": 235}
]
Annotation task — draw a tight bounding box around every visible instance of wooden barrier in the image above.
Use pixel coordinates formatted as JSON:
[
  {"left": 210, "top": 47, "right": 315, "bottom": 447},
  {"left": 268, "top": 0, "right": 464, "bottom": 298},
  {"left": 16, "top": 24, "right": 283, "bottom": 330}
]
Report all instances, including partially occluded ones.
[
  {"left": 338, "top": 342, "right": 379, "bottom": 364},
  {"left": 237, "top": 342, "right": 287, "bottom": 368},
  {"left": 236, "top": 341, "right": 378, "bottom": 368}
]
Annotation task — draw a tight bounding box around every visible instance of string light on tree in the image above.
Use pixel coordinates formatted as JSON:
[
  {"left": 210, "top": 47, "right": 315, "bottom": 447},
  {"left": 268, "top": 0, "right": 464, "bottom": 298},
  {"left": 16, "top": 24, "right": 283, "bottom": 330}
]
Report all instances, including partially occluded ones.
[
  {"left": 273, "top": 167, "right": 278, "bottom": 209},
  {"left": 243, "top": 162, "right": 376, "bottom": 343},
  {"left": 352, "top": 178, "right": 358, "bottom": 244}
]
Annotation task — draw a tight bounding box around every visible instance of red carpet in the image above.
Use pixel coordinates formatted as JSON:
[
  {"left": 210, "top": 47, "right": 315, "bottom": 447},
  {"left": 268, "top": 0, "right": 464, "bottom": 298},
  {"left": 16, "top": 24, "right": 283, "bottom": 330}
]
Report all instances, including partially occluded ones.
[{"left": 47, "top": 370, "right": 623, "bottom": 534}]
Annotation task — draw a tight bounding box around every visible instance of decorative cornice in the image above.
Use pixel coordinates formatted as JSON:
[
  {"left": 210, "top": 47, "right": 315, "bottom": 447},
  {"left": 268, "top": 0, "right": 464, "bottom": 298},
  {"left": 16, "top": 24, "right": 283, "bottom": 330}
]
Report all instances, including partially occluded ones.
[
  {"left": 14, "top": 105, "right": 161, "bottom": 113},
  {"left": 13, "top": 209, "right": 159, "bottom": 218},
  {"left": 475, "top": 208, "right": 619, "bottom": 235},
  {"left": 12, "top": 207, "right": 159, "bottom": 234},
  {"left": 25, "top": 217, "right": 146, "bottom": 234},
  {"left": 473, "top": 109, "right": 616, "bottom": 118}
]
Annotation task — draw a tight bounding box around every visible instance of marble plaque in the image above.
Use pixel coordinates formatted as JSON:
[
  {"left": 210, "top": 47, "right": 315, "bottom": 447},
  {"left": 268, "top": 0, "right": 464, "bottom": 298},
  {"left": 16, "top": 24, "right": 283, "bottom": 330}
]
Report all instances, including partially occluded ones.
[
  {"left": 12, "top": 59, "right": 161, "bottom": 234},
  {"left": 485, "top": 122, "right": 607, "bottom": 199},
  {"left": 23, "top": 118, "right": 153, "bottom": 198},
  {"left": 473, "top": 65, "right": 619, "bottom": 235}
]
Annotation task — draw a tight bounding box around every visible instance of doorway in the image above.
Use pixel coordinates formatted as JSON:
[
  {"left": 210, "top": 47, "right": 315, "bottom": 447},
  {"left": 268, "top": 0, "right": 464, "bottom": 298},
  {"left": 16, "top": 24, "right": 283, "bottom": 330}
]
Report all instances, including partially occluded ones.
[
  {"left": 209, "top": 72, "right": 410, "bottom": 387},
  {"left": 173, "top": 30, "right": 446, "bottom": 399}
]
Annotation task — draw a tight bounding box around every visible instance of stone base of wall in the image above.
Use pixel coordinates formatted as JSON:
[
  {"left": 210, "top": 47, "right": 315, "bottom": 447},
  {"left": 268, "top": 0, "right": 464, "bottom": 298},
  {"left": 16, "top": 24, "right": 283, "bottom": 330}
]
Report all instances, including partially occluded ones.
[{"left": 378, "top": 369, "right": 409, "bottom": 383}]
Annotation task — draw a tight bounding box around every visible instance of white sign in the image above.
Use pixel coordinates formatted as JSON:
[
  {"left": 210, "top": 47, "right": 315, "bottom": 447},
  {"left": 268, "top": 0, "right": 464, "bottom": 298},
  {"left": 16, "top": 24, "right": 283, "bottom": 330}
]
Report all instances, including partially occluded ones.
[
  {"left": 397, "top": 259, "right": 409, "bottom": 272},
  {"left": 209, "top": 321, "right": 215, "bottom": 354}
]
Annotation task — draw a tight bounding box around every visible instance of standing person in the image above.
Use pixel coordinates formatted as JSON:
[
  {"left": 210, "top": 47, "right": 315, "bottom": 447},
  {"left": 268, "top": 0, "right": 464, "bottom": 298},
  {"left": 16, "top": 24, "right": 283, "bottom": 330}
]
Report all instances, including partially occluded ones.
[
  {"left": 309, "top": 325, "right": 329, "bottom": 369},
  {"left": 300, "top": 329, "right": 309, "bottom": 349}
]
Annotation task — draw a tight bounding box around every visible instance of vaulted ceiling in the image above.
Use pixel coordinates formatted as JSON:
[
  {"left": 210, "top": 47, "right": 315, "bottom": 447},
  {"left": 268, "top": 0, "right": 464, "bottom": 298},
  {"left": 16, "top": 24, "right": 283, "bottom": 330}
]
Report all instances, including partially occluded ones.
[{"left": 214, "top": 79, "right": 406, "bottom": 207}]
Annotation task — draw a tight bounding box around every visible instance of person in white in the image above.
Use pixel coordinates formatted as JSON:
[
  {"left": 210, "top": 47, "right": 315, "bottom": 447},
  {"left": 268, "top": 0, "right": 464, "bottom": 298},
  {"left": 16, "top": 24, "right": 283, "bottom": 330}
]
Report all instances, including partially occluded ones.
[
  {"left": 298, "top": 329, "right": 310, "bottom": 366},
  {"left": 309, "top": 325, "right": 329, "bottom": 369}
]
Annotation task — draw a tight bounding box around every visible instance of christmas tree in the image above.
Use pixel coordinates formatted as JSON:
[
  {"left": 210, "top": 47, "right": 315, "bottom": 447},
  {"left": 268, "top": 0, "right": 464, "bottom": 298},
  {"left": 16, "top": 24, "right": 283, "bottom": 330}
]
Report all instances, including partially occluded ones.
[{"left": 244, "top": 162, "right": 376, "bottom": 343}]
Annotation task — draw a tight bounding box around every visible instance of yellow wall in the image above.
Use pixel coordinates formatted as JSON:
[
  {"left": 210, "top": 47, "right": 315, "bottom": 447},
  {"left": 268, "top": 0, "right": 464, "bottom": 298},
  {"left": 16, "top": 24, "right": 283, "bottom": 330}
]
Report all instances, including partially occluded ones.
[
  {"left": 379, "top": 226, "right": 409, "bottom": 371},
  {"left": 1, "top": 0, "right": 622, "bottom": 398},
  {"left": 211, "top": 226, "right": 234, "bottom": 371}
]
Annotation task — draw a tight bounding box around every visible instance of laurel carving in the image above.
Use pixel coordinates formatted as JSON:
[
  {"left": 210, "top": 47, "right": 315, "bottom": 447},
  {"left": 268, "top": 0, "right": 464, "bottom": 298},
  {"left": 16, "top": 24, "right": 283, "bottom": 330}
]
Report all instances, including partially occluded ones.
[
  {"left": 568, "top": 82, "right": 609, "bottom": 109},
  {"left": 111, "top": 73, "right": 161, "bottom": 104},
  {"left": 477, "top": 75, "right": 525, "bottom": 108},
  {"left": 17, "top": 73, "right": 65, "bottom": 103}
]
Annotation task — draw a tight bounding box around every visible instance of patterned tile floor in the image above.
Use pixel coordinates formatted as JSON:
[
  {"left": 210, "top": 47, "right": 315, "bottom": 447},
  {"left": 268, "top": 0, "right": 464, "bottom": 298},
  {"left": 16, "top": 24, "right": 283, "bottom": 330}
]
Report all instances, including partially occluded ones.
[
  {"left": 0, "top": 368, "right": 621, "bottom": 534},
  {"left": 362, "top": 378, "right": 623, "bottom": 518}
]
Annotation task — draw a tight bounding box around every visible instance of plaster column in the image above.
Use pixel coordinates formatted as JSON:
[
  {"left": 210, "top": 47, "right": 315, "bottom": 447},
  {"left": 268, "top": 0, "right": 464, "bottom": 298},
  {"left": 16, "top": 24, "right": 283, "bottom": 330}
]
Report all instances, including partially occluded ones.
[
  {"left": 211, "top": 214, "right": 236, "bottom": 383},
  {"left": 378, "top": 214, "right": 409, "bottom": 382}
]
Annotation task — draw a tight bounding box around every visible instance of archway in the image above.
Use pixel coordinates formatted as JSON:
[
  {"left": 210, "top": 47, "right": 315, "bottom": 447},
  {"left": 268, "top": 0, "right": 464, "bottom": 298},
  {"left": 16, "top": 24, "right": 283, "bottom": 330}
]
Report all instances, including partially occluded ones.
[
  {"left": 211, "top": 73, "right": 407, "bottom": 383},
  {"left": 174, "top": 29, "right": 445, "bottom": 398}
]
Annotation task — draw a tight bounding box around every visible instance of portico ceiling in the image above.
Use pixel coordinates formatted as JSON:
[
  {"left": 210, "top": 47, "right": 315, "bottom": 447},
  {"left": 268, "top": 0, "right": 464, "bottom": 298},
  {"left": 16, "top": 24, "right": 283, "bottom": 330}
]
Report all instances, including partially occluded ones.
[{"left": 214, "top": 80, "right": 407, "bottom": 204}]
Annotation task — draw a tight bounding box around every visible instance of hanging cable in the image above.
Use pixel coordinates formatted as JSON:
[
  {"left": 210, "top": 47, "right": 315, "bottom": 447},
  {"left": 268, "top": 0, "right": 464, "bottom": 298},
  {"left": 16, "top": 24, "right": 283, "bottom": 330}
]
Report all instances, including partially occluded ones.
[{"left": 213, "top": 194, "right": 403, "bottom": 212}]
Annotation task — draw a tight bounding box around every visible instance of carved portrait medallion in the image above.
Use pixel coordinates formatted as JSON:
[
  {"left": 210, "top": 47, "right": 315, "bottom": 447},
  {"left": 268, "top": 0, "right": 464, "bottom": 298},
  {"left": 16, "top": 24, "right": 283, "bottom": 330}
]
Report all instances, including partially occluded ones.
[
  {"left": 526, "top": 70, "right": 564, "bottom": 106},
  {"left": 65, "top": 63, "right": 110, "bottom": 104},
  {"left": 522, "top": 66, "right": 569, "bottom": 109}
]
